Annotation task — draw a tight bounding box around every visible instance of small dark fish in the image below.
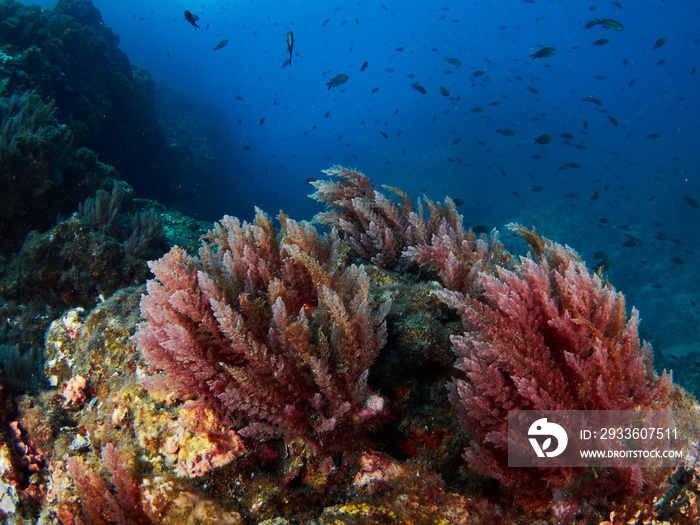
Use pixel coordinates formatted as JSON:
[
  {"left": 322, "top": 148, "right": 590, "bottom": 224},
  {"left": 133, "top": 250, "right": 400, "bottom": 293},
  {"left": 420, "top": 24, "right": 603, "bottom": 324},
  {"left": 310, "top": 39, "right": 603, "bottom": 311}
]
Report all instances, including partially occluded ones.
[
  {"left": 608, "top": 115, "right": 619, "bottom": 127},
  {"left": 324, "top": 110, "right": 330, "bottom": 118},
  {"left": 560, "top": 132, "right": 574, "bottom": 139},
  {"left": 302, "top": 177, "right": 317, "bottom": 185},
  {"left": 499, "top": 128, "right": 516, "bottom": 136},
  {"left": 472, "top": 70, "right": 485, "bottom": 77},
  {"left": 599, "top": 217, "right": 609, "bottom": 224},
  {"left": 440, "top": 86, "right": 450, "bottom": 96},
  {"left": 213, "top": 39, "right": 229, "bottom": 51},
  {"left": 327, "top": 74, "right": 349, "bottom": 89},
  {"left": 592, "top": 38, "right": 609, "bottom": 47},
  {"left": 647, "top": 133, "right": 660, "bottom": 139},
  {"left": 596, "top": 18, "right": 624, "bottom": 31},
  {"left": 657, "top": 59, "right": 666, "bottom": 66},
  {"left": 527, "top": 86, "right": 539, "bottom": 94},
  {"left": 471, "top": 106, "right": 484, "bottom": 112},
  {"left": 591, "top": 191, "right": 600, "bottom": 201},
  {"left": 530, "top": 46, "right": 556, "bottom": 59},
  {"left": 583, "top": 20, "right": 598, "bottom": 31},
  {"left": 259, "top": 117, "right": 265, "bottom": 126},
  {"left": 453, "top": 137, "right": 462, "bottom": 145},
  {"left": 581, "top": 96, "right": 603, "bottom": 106},
  {"left": 453, "top": 198, "right": 464, "bottom": 207},
  {"left": 532, "top": 185, "right": 545, "bottom": 192},
  {"left": 444, "top": 56, "right": 461, "bottom": 67},
  {"left": 622, "top": 236, "right": 642, "bottom": 247},
  {"left": 671, "top": 257, "right": 686, "bottom": 265},
  {"left": 684, "top": 196, "right": 699, "bottom": 209},
  {"left": 360, "top": 61, "right": 368, "bottom": 72},
  {"left": 534, "top": 134, "right": 551, "bottom": 144},
  {"left": 652, "top": 38, "right": 665, "bottom": 50},
  {"left": 281, "top": 59, "right": 290, "bottom": 68},
  {"left": 184, "top": 10, "right": 200, "bottom": 30},
  {"left": 628, "top": 78, "right": 636, "bottom": 87},
  {"left": 371, "top": 87, "right": 379, "bottom": 93},
  {"left": 489, "top": 100, "right": 501, "bottom": 106},
  {"left": 286, "top": 31, "right": 294, "bottom": 64},
  {"left": 380, "top": 131, "right": 388, "bottom": 138},
  {"left": 242, "top": 145, "right": 251, "bottom": 150},
  {"left": 411, "top": 82, "right": 427, "bottom": 94}
]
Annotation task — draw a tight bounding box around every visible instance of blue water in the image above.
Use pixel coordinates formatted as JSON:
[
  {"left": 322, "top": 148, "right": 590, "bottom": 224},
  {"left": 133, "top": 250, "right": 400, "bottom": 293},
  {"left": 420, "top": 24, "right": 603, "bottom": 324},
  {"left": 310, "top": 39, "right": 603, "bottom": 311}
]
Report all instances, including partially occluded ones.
[{"left": 31, "top": 0, "right": 700, "bottom": 360}]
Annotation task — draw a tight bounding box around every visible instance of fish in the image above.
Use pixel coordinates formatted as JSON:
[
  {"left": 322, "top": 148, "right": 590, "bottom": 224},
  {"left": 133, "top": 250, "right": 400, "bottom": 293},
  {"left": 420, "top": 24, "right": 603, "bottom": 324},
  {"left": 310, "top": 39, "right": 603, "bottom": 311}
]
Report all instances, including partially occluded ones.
[
  {"left": 444, "top": 56, "right": 461, "bottom": 67},
  {"left": 472, "top": 70, "right": 485, "bottom": 77},
  {"left": 259, "top": 117, "right": 265, "bottom": 126},
  {"left": 380, "top": 131, "right": 388, "bottom": 138},
  {"left": 360, "top": 61, "right": 368, "bottom": 72},
  {"left": 530, "top": 47, "right": 556, "bottom": 59},
  {"left": 581, "top": 96, "right": 603, "bottom": 106},
  {"left": 213, "top": 39, "right": 229, "bottom": 51},
  {"left": 370, "top": 87, "right": 379, "bottom": 93},
  {"left": 286, "top": 31, "right": 294, "bottom": 64},
  {"left": 596, "top": 18, "right": 624, "bottom": 30},
  {"left": 652, "top": 37, "right": 665, "bottom": 50},
  {"left": 684, "top": 196, "right": 699, "bottom": 209},
  {"left": 608, "top": 115, "right": 619, "bottom": 127},
  {"left": 534, "top": 134, "right": 551, "bottom": 144},
  {"left": 184, "top": 10, "right": 200, "bottom": 30},
  {"left": 622, "top": 236, "right": 642, "bottom": 247},
  {"left": 326, "top": 74, "right": 349, "bottom": 89},
  {"left": 560, "top": 132, "right": 574, "bottom": 139},
  {"left": 439, "top": 86, "right": 450, "bottom": 96},
  {"left": 647, "top": 133, "right": 660, "bottom": 139},
  {"left": 592, "top": 38, "right": 609, "bottom": 47},
  {"left": 499, "top": 128, "right": 516, "bottom": 136},
  {"left": 583, "top": 20, "right": 598, "bottom": 31},
  {"left": 411, "top": 82, "right": 427, "bottom": 94}
]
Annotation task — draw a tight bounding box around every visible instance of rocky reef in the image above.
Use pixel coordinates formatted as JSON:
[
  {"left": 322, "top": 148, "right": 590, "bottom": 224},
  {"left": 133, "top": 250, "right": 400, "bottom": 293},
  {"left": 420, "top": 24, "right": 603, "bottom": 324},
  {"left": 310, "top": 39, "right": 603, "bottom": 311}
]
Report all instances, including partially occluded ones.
[{"left": 0, "top": 167, "right": 698, "bottom": 524}]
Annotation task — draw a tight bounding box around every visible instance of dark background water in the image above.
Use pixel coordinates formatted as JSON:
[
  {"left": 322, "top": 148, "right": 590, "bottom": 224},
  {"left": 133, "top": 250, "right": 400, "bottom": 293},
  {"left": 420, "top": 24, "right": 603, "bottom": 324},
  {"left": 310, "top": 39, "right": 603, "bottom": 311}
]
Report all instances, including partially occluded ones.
[{"left": 28, "top": 0, "right": 700, "bottom": 369}]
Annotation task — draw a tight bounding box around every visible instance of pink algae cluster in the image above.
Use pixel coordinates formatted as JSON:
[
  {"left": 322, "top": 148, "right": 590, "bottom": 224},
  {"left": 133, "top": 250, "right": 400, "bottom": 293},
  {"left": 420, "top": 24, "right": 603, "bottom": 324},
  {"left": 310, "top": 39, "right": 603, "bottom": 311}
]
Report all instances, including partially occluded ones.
[{"left": 0, "top": 166, "right": 697, "bottom": 524}]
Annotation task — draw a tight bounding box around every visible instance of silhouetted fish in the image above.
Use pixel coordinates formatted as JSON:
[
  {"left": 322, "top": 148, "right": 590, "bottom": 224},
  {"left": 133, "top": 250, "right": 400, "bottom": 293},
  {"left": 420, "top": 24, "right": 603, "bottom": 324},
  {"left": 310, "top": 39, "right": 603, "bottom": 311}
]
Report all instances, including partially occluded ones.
[
  {"left": 213, "top": 39, "right": 229, "bottom": 51},
  {"left": 411, "top": 82, "right": 427, "bottom": 94},
  {"left": 286, "top": 31, "right": 294, "bottom": 64},
  {"left": 530, "top": 46, "right": 556, "bottom": 59},
  {"left": 184, "top": 10, "right": 199, "bottom": 30},
  {"left": 327, "top": 74, "right": 349, "bottom": 89}
]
